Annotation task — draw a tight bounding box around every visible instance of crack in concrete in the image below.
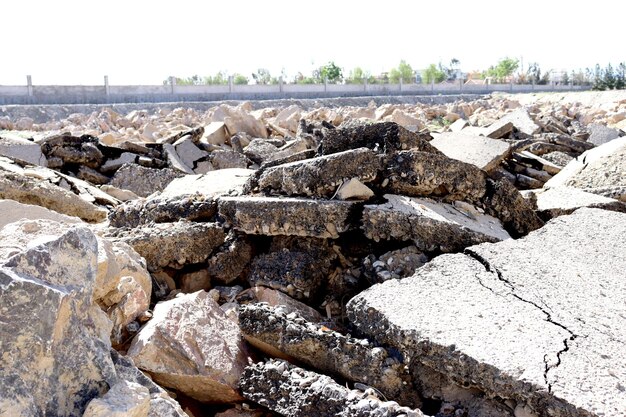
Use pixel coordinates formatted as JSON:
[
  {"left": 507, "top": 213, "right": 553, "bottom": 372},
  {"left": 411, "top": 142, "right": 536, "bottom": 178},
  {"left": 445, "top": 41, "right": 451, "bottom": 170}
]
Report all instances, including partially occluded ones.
[{"left": 463, "top": 248, "right": 578, "bottom": 393}]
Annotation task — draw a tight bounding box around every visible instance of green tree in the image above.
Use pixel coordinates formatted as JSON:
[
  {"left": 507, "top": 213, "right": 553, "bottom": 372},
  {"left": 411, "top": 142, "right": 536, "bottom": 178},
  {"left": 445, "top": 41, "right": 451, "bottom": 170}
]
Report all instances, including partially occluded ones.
[
  {"left": 561, "top": 71, "right": 570, "bottom": 85},
  {"left": 204, "top": 72, "right": 228, "bottom": 85},
  {"left": 615, "top": 63, "right": 626, "bottom": 90},
  {"left": 485, "top": 57, "right": 519, "bottom": 83},
  {"left": 592, "top": 64, "right": 605, "bottom": 90},
  {"left": 526, "top": 63, "right": 550, "bottom": 85},
  {"left": 233, "top": 73, "right": 249, "bottom": 85},
  {"left": 389, "top": 60, "right": 414, "bottom": 83},
  {"left": 602, "top": 63, "right": 616, "bottom": 90},
  {"left": 346, "top": 67, "right": 366, "bottom": 84},
  {"left": 421, "top": 64, "right": 446, "bottom": 84},
  {"left": 319, "top": 61, "right": 343, "bottom": 83}
]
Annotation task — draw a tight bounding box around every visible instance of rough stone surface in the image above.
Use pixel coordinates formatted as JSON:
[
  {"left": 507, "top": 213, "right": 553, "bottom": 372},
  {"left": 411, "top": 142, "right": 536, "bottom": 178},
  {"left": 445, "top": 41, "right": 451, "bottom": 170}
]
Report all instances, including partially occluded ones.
[
  {"left": 362, "top": 195, "right": 510, "bottom": 252},
  {"left": 239, "top": 303, "right": 419, "bottom": 407},
  {"left": 244, "top": 139, "right": 279, "bottom": 165},
  {"left": 487, "top": 108, "right": 540, "bottom": 136},
  {"left": 206, "top": 232, "right": 252, "bottom": 284},
  {"left": 545, "top": 136, "right": 626, "bottom": 201},
  {"left": 318, "top": 122, "right": 437, "bottom": 155},
  {"left": 0, "top": 198, "right": 82, "bottom": 229},
  {"left": 108, "top": 194, "right": 217, "bottom": 228},
  {"left": 257, "top": 148, "right": 381, "bottom": 198},
  {"left": 128, "top": 290, "right": 252, "bottom": 404},
  {"left": 219, "top": 196, "right": 357, "bottom": 239},
  {"left": 160, "top": 168, "right": 254, "bottom": 199},
  {"left": 0, "top": 133, "right": 47, "bottom": 166},
  {"left": 174, "top": 136, "right": 209, "bottom": 169},
  {"left": 110, "top": 164, "right": 183, "bottom": 198},
  {"left": 530, "top": 186, "right": 626, "bottom": 219},
  {"left": 83, "top": 380, "right": 150, "bottom": 417},
  {"left": 430, "top": 132, "right": 511, "bottom": 172},
  {"left": 109, "top": 221, "right": 225, "bottom": 271},
  {"left": 238, "top": 286, "right": 323, "bottom": 323},
  {"left": 0, "top": 169, "right": 108, "bottom": 222},
  {"left": 240, "top": 359, "right": 423, "bottom": 417},
  {"left": 335, "top": 178, "right": 375, "bottom": 200},
  {"left": 211, "top": 149, "right": 250, "bottom": 169},
  {"left": 348, "top": 208, "right": 626, "bottom": 417},
  {"left": 0, "top": 225, "right": 117, "bottom": 416},
  {"left": 484, "top": 121, "right": 514, "bottom": 139},
  {"left": 587, "top": 123, "right": 621, "bottom": 146}
]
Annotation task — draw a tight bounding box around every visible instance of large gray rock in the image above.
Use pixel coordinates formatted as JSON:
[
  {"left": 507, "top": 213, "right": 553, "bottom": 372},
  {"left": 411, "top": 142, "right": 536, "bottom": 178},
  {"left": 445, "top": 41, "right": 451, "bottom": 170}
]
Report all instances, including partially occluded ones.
[
  {"left": 128, "top": 291, "right": 252, "bottom": 404},
  {"left": 362, "top": 195, "right": 510, "bottom": 252},
  {"left": 239, "top": 303, "right": 419, "bottom": 408},
  {"left": 430, "top": 132, "right": 511, "bottom": 172},
  {"left": 219, "top": 196, "right": 357, "bottom": 239},
  {"left": 348, "top": 208, "right": 626, "bottom": 417},
  {"left": 109, "top": 164, "right": 183, "bottom": 198},
  {"left": 257, "top": 148, "right": 381, "bottom": 198},
  {"left": 545, "top": 136, "right": 626, "bottom": 202},
  {"left": 0, "top": 225, "right": 117, "bottom": 416},
  {"left": 587, "top": 123, "right": 621, "bottom": 146},
  {"left": 241, "top": 359, "right": 423, "bottom": 417},
  {"left": 0, "top": 133, "right": 47, "bottom": 166}
]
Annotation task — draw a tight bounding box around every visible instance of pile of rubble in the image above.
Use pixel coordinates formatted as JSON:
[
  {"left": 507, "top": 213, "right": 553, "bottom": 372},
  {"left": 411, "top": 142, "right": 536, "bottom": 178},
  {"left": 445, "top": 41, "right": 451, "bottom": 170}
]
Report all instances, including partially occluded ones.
[{"left": 0, "top": 92, "right": 625, "bottom": 417}]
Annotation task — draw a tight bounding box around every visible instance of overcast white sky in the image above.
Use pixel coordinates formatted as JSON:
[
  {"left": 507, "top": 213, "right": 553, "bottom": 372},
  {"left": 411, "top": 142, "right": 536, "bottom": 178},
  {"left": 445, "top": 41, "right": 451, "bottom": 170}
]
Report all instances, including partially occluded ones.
[{"left": 2, "top": 0, "right": 622, "bottom": 85}]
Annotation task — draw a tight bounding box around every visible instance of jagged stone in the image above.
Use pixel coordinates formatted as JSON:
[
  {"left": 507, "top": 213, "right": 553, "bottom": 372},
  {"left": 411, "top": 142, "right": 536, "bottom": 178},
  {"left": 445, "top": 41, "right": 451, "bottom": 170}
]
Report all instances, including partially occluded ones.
[
  {"left": 109, "top": 194, "right": 216, "bottom": 228},
  {"left": 110, "top": 163, "right": 183, "bottom": 198},
  {"left": 100, "top": 185, "right": 140, "bottom": 201},
  {"left": 174, "top": 135, "right": 209, "bottom": 168},
  {"left": 100, "top": 152, "right": 138, "bottom": 173},
  {"left": 128, "top": 290, "right": 252, "bottom": 404},
  {"left": 206, "top": 232, "right": 252, "bottom": 285},
  {"left": 0, "top": 133, "right": 47, "bottom": 166},
  {"left": 257, "top": 148, "right": 381, "bottom": 198},
  {"left": 219, "top": 196, "right": 357, "bottom": 239},
  {"left": 108, "top": 221, "right": 225, "bottom": 271},
  {"left": 211, "top": 149, "right": 250, "bottom": 169},
  {"left": 335, "top": 178, "right": 375, "bottom": 200},
  {"left": 430, "top": 132, "right": 511, "bottom": 172},
  {"left": 237, "top": 286, "right": 323, "bottom": 323},
  {"left": 362, "top": 246, "right": 428, "bottom": 284},
  {"left": 449, "top": 118, "right": 468, "bottom": 133},
  {"left": 179, "top": 269, "right": 211, "bottom": 293},
  {"left": 483, "top": 120, "right": 514, "bottom": 139},
  {"left": 545, "top": 136, "right": 626, "bottom": 201},
  {"left": 587, "top": 123, "right": 621, "bottom": 146},
  {"left": 78, "top": 166, "right": 110, "bottom": 185},
  {"left": 163, "top": 143, "right": 194, "bottom": 174},
  {"left": 160, "top": 168, "right": 255, "bottom": 199},
  {"left": 0, "top": 168, "right": 108, "bottom": 222},
  {"left": 240, "top": 359, "right": 423, "bottom": 417},
  {"left": 200, "top": 121, "right": 227, "bottom": 146},
  {"left": 244, "top": 139, "right": 279, "bottom": 165},
  {"left": 348, "top": 208, "right": 626, "bottom": 417},
  {"left": 486, "top": 108, "right": 540, "bottom": 136},
  {"left": 240, "top": 303, "right": 419, "bottom": 407},
  {"left": 362, "top": 195, "right": 510, "bottom": 252},
  {"left": 0, "top": 225, "right": 117, "bottom": 416},
  {"left": 41, "top": 134, "right": 104, "bottom": 168},
  {"left": 318, "top": 122, "right": 437, "bottom": 155},
  {"left": 511, "top": 151, "right": 562, "bottom": 175}
]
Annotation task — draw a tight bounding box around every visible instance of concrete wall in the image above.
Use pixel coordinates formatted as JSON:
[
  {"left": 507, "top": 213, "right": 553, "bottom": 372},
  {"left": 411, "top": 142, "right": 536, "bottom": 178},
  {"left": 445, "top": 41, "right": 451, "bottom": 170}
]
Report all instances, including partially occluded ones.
[{"left": 0, "top": 81, "right": 590, "bottom": 105}]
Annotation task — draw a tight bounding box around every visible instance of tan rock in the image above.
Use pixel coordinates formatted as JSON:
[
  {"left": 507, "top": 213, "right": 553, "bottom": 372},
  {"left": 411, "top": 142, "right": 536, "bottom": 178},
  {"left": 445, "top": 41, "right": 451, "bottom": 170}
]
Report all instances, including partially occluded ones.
[
  {"left": 335, "top": 177, "right": 374, "bottom": 200},
  {"left": 128, "top": 291, "right": 252, "bottom": 403},
  {"left": 83, "top": 381, "right": 150, "bottom": 417}
]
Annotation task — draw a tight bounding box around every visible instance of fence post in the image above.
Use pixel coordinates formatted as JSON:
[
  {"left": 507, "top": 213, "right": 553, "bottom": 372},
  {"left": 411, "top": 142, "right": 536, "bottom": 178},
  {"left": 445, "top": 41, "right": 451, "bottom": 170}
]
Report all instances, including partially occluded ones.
[
  {"left": 364, "top": 77, "right": 368, "bottom": 92},
  {"left": 169, "top": 76, "right": 176, "bottom": 94},
  {"left": 431, "top": 79, "right": 434, "bottom": 94},
  {"left": 324, "top": 77, "right": 328, "bottom": 93},
  {"left": 459, "top": 78, "right": 463, "bottom": 93},
  {"left": 279, "top": 76, "right": 283, "bottom": 93},
  {"left": 26, "top": 75, "right": 33, "bottom": 96},
  {"left": 399, "top": 77, "right": 403, "bottom": 92},
  {"left": 228, "top": 76, "right": 233, "bottom": 93},
  {"left": 104, "top": 75, "right": 110, "bottom": 96}
]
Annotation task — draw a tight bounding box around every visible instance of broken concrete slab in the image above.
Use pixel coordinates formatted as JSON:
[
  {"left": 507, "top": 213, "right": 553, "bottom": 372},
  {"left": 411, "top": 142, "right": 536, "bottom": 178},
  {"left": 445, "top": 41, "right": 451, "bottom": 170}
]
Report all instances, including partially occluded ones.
[
  {"left": 109, "top": 163, "right": 184, "bottom": 198},
  {"left": 449, "top": 118, "right": 469, "bottom": 133},
  {"left": 100, "top": 152, "right": 138, "bottom": 173},
  {"left": 0, "top": 133, "right": 47, "bottom": 166},
  {"left": 0, "top": 198, "right": 82, "bottom": 229},
  {"left": 0, "top": 169, "right": 108, "bottom": 222},
  {"left": 174, "top": 136, "right": 209, "bottom": 169},
  {"left": 512, "top": 150, "right": 562, "bottom": 175},
  {"left": 529, "top": 186, "right": 626, "bottom": 219},
  {"left": 243, "top": 139, "right": 279, "bottom": 165},
  {"left": 239, "top": 303, "right": 419, "bottom": 407},
  {"left": 108, "top": 193, "right": 217, "bottom": 228},
  {"left": 483, "top": 121, "right": 514, "bottom": 139},
  {"left": 430, "top": 132, "right": 511, "bottom": 172},
  {"left": 219, "top": 196, "right": 357, "bottom": 239},
  {"left": 211, "top": 149, "right": 250, "bottom": 169},
  {"left": 238, "top": 287, "right": 323, "bottom": 323},
  {"left": 160, "top": 168, "right": 255, "bottom": 199},
  {"left": 257, "top": 148, "right": 381, "bottom": 198},
  {"left": 206, "top": 232, "right": 252, "bottom": 285},
  {"left": 348, "top": 208, "right": 626, "bottom": 417},
  {"left": 163, "top": 143, "right": 194, "bottom": 174},
  {"left": 545, "top": 136, "right": 626, "bottom": 201},
  {"left": 200, "top": 121, "right": 228, "bottom": 146},
  {"left": 109, "top": 221, "right": 225, "bottom": 271},
  {"left": 487, "top": 108, "right": 540, "bottom": 136},
  {"left": 362, "top": 195, "right": 510, "bottom": 252},
  {"left": 240, "top": 359, "right": 423, "bottom": 417},
  {"left": 318, "top": 122, "right": 437, "bottom": 155},
  {"left": 128, "top": 290, "right": 252, "bottom": 404},
  {"left": 587, "top": 123, "right": 621, "bottom": 146}
]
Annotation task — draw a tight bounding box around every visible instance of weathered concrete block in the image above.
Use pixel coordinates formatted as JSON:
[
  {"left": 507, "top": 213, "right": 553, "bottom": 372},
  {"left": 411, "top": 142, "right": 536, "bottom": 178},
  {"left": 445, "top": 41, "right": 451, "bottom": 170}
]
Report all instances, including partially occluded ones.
[
  {"left": 487, "top": 108, "right": 540, "bottom": 136},
  {"left": 239, "top": 303, "right": 419, "bottom": 407},
  {"left": 530, "top": 186, "right": 626, "bottom": 219},
  {"left": 257, "top": 148, "right": 381, "bottom": 198},
  {"left": 240, "top": 359, "right": 423, "bottom": 417},
  {"left": 362, "top": 195, "right": 510, "bottom": 252},
  {"left": 0, "top": 133, "right": 47, "bottom": 166},
  {"left": 348, "top": 208, "right": 626, "bottom": 417},
  {"left": 318, "top": 121, "right": 436, "bottom": 155},
  {"left": 219, "top": 196, "right": 357, "bottom": 239},
  {"left": 109, "top": 164, "right": 183, "bottom": 198},
  {"left": 430, "top": 132, "right": 511, "bottom": 172}
]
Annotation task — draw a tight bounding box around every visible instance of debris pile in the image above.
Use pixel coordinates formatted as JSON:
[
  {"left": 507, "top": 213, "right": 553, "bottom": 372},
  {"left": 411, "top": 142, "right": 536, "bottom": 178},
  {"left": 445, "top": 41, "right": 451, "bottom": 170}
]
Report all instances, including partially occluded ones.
[{"left": 0, "top": 91, "right": 625, "bottom": 417}]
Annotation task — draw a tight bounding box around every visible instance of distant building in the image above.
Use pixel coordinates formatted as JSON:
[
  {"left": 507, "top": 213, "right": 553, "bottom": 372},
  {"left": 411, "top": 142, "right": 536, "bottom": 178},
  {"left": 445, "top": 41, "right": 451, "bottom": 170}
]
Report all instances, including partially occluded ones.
[{"left": 465, "top": 71, "right": 486, "bottom": 85}]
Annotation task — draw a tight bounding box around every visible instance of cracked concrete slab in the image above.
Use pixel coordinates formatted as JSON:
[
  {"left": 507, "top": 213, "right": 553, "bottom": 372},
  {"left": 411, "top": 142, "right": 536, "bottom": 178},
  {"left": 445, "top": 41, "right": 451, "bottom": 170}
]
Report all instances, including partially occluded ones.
[
  {"left": 528, "top": 186, "right": 626, "bottom": 220},
  {"left": 348, "top": 208, "right": 626, "bottom": 417},
  {"left": 430, "top": 132, "right": 511, "bottom": 172}
]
